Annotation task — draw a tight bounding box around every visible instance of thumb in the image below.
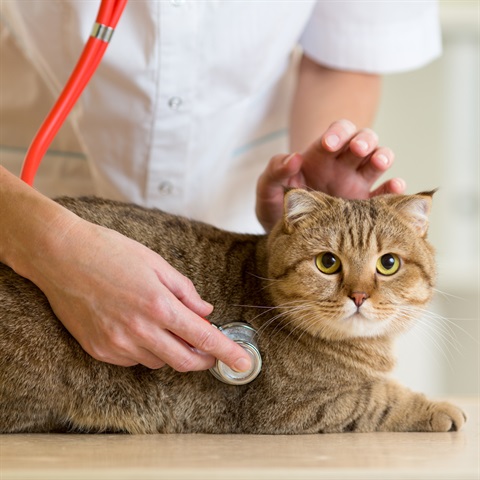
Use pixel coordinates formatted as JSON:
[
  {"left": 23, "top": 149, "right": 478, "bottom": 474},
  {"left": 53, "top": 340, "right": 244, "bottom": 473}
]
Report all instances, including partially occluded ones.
[
  {"left": 257, "top": 152, "right": 304, "bottom": 199},
  {"left": 256, "top": 153, "right": 304, "bottom": 232}
]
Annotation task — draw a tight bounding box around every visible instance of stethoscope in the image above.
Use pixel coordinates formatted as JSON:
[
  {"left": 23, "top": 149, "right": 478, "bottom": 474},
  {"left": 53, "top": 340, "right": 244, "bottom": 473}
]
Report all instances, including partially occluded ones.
[
  {"left": 20, "top": 0, "right": 127, "bottom": 186},
  {"left": 210, "top": 322, "right": 262, "bottom": 385},
  {"left": 19, "top": 0, "right": 262, "bottom": 386}
]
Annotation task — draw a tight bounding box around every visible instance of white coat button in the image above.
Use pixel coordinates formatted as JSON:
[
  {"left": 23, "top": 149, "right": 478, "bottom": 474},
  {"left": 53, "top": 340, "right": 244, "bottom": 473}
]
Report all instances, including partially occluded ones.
[
  {"left": 158, "top": 181, "right": 174, "bottom": 196},
  {"left": 168, "top": 96, "right": 183, "bottom": 111}
]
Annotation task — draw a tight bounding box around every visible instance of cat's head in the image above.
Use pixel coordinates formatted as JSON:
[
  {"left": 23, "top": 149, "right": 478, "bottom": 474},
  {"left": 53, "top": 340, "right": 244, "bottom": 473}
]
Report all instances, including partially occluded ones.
[{"left": 266, "top": 189, "right": 436, "bottom": 341}]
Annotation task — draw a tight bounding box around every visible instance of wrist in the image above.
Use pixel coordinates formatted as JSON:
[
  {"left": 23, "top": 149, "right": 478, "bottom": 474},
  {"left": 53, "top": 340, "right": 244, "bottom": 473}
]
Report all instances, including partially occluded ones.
[{"left": 0, "top": 166, "right": 80, "bottom": 285}]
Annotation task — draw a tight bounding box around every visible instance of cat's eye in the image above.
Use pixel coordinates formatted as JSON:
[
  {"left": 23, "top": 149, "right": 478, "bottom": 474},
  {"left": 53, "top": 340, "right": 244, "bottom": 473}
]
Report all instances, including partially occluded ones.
[
  {"left": 315, "top": 252, "right": 342, "bottom": 275},
  {"left": 376, "top": 253, "right": 401, "bottom": 276}
]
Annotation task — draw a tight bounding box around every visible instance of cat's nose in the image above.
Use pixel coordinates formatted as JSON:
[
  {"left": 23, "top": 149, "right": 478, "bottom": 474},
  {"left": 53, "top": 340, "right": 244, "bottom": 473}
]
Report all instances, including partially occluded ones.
[{"left": 350, "top": 292, "right": 368, "bottom": 308}]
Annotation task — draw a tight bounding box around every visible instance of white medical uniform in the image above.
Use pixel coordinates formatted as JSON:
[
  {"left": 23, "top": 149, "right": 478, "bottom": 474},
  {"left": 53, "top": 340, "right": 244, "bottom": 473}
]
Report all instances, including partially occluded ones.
[{"left": 0, "top": 1, "right": 441, "bottom": 232}]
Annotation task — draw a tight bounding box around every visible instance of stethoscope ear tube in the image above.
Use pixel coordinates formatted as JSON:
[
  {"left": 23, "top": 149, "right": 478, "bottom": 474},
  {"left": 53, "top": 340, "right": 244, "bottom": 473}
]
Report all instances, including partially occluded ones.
[{"left": 20, "top": 0, "right": 128, "bottom": 186}]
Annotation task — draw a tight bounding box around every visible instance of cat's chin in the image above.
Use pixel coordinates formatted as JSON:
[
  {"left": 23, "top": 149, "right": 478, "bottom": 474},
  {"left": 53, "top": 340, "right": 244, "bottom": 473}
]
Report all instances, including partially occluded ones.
[
  {"left": 337, "top": 312, "right": 391, "bottom": 339},
  {"left": 303, "top": 312, "right": 392, "bottom": 341}
]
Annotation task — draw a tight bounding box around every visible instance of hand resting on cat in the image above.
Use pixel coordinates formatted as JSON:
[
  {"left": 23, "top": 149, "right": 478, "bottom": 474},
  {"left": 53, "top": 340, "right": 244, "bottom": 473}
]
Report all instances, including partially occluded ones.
[{"left": 0, "top": 189, "right": 466, "bottom": 433}]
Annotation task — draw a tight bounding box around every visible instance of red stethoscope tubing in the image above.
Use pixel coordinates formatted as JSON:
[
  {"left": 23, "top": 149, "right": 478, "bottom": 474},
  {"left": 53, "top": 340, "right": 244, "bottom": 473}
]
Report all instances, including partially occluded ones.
[{"left": 20, "top": 0, "right": 127, "bottom": 186}]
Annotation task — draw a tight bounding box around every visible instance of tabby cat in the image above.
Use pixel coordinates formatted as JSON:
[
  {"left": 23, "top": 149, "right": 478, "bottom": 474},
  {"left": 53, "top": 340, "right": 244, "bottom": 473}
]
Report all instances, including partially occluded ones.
[{"left": 0, "top": 189, "right": 466, "bottom": 434}]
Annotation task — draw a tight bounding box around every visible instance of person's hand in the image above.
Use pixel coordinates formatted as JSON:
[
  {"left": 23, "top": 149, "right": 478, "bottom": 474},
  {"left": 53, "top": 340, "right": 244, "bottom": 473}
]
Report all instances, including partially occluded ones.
[
  {"left": 256, "top": 119, "right": 406, "bottom": 231},
  {"left": 0, "top": 167, "right": 251, "bottom": 372},
  {"left": 31, "top": 216, "right": 252, "bottom": 372}
]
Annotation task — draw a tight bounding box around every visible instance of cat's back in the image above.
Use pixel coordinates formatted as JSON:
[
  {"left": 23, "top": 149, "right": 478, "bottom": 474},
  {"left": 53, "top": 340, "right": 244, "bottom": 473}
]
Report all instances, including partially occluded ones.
[
  {"left": 56, "top": 197, "right": 260, "bottom": 272},
  {"left": 56, "top": 196, "right": 224, "bottom": 247}
]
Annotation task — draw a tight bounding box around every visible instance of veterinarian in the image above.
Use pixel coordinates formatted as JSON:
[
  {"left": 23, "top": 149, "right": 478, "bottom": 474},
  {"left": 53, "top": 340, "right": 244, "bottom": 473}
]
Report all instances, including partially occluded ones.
[{"left": 0, "top": 1, "right": 441, "bottom": 373}]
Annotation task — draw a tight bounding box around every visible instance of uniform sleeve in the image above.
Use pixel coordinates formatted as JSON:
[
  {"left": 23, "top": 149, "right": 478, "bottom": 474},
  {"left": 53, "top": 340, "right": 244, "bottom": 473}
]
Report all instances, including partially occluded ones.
[{"left": 299, "top": 0, "right": 442, "bottom": 74}]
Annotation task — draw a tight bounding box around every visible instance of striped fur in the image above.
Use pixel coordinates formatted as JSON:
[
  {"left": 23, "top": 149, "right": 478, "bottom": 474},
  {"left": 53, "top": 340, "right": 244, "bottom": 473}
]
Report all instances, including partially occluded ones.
[{"left": 0, "top": 190, "right": 465, "bottom": 433}]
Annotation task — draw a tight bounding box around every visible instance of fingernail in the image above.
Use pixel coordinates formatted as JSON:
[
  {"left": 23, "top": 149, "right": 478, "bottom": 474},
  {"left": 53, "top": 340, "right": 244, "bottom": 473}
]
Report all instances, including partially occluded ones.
[
  {"left": 233, "top": 356, "right": 251, "bottom": 372},
  {"left": 356, "top": 140, "right": 369, "bottom": 152},
  {"left": 393, "top": 178, "right": 406, "bottom": 191},
  {"left": 203, "top": 302, "right": 214, "bottom": 313},
  {"left": 325, "top": 134, "right": 340, "bottom": 149},
  {"left": 282, "top": 152, "right": 297, "bottom": 166},
  {"left": 377, "top": 154, "right": 389, "bottom": 167}
]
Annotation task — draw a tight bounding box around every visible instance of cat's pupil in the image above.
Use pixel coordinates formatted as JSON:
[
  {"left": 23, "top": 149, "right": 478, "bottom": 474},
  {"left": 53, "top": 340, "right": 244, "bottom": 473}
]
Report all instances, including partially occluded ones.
[
  {"left": 322, "top": 253, "right": 337, "bottom": 269},
  {"left": 381, "top": 254, "right": 395, "bottom": 270}
]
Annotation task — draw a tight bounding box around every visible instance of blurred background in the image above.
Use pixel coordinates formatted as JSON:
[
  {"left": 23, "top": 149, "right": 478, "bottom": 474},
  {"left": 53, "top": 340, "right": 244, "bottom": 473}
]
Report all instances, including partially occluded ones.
[
  {"left": 374, "top": 0, "right": 479, "bottom": 397},
  {"left": 0, "top": 1, "right": 478, "bottom": 397}
]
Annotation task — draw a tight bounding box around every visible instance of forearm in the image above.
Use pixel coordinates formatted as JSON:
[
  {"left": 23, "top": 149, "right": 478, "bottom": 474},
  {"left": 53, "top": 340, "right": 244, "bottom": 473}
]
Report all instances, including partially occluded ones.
[
  {"left": 290, "top": 54, "right": 382, "bottom": 152},
  {"left": 0, "top": 166, "right": 79, "bottom": 282}
]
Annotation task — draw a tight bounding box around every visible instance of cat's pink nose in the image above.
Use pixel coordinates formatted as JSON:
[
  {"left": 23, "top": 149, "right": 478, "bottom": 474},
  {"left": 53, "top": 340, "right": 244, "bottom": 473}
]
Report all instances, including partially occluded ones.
[{"left": 351, "top": 292, "right": 368, "bottom": 308}]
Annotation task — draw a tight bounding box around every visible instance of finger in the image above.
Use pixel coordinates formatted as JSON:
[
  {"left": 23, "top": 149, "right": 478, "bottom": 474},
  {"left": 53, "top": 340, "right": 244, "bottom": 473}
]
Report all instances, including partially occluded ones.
[
  {"left": 144, "top": 278, "right": 252, "bottom": 373},
  {"left": 359, "top": 147, "right": 394, "bottom": 184},
  {"left": 167, "top": 309, "right": 252, "bottom": 373},
  {"left": 88, "top": 351, "right": 139, "bottom": 368},
  {"left": 111, "top": 309, "right": 217, "bottom": 371},
  {"left": 369, "top": 178, "right": 407, "bottom": 197},
  {"left": 319, "top": 119, "right": 357, "bottom": 152},
  {"left": 257, "top": 153, "right": 304, "bottom": 200},
  {"left": 256, "top": 152, "right": 305, "bottom": 231},
  {"left": 145, "top": 329, "right": 217, "bottom": 372},
  {"left": 155, "top": 257, "right": 213, "bottom": 318},
  {"left": 149, "top": 262, "right": 251, "bottom": 372},
  {"left": 348, "top": 128, "right": 380, "bottom": 159},
  {"left": 135, "top": 348, "right": 166, "bottom": 369},
  {"left": 83, "top": 325, "right": 167, "bottom": 369}
]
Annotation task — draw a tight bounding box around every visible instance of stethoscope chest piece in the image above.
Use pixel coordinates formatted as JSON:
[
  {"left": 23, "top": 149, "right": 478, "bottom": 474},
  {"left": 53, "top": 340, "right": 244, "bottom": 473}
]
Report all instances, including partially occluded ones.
[{"left": 209, "top": 322, "right": 262, "bottom": 385}]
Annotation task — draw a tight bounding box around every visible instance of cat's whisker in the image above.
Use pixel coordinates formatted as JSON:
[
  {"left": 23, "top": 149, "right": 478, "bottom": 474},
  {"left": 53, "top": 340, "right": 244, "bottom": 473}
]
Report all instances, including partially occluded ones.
[
  {"left": 231, "top": 300, "right": 318, "bottom": 332},
  {"left": 245, "top": 273, "right": 281, "bottom": 290},
  {"left": 257, "top": 304, "right": 317, "bottom": 340},
  {"left": 245, "top": 272, "right": 282, "bottom": 293},
  {"left": 416, "top": 315, "right": 463, "bottom": 356},
  {"left": 232, "top": 299, "right": 312, "bottom": 312},
  {"left": 253, "top": 308, "right": 293, "bottom": 336},
  {"left": 228, "top": 303, "right": 299, "bottom": 326},
  {"left": 407, "top": 317, "right": 459, "bottom": 373},
  {"left": 396, "top": 304, "right": 478, "bottom": 345},
  {"left": 394, "top": 306, "right": 465, "bottom": 368},
  {"left": 266, "top": 307, "right": 310, "bottom": 337},
  {"left": 270, "top": 313, "right": 314, "bottom": 350},
  {"left": 245, "top": 272, "right": 279, "bottom": 283},
  {"left": 432, "top": 288, "right": 466, "bottom": 302},
  {"left": 270, "top": 306, "right": 335, "bottom": 351},
  {"left": 291, "top": 312, "right": 326, "bottom": 345},
  {"left": 393, "top": 306, "right": 456, "bottom": 362}
]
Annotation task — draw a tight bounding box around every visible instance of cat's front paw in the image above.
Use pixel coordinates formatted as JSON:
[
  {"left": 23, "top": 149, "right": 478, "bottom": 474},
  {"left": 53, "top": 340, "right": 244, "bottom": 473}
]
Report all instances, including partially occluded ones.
[{"left": 428, "top": 401, "right": 466, "bottom": 432}]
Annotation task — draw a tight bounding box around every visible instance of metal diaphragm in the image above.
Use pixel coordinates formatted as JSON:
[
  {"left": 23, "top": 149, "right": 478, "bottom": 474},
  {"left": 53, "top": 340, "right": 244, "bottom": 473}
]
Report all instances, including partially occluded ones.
[{"left": 209, "top": 322, "right": 262, "bottom": 385}]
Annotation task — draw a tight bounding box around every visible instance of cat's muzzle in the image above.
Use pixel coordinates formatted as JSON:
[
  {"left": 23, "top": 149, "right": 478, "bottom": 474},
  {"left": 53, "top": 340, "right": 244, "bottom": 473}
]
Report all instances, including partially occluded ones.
[{"left": 209, "top": 322, "right": 262, "bottom": 385}]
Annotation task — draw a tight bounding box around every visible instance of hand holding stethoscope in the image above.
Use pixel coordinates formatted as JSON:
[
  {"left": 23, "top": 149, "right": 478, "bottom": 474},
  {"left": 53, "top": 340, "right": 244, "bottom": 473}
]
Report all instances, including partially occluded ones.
[{"left": 19, "top": 0, "right": 262, "bottom": 385}]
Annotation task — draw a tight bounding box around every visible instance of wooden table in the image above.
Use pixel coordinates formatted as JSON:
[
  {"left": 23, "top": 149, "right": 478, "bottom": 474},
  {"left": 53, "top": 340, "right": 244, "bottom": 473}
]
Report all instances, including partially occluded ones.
[{"left": 1, "top": 398, "right": 478, "bottom": 480}]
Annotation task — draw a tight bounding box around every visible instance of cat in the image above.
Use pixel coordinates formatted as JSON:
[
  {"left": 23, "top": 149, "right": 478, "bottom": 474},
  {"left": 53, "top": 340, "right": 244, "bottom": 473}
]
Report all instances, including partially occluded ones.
[{"left": 0, "top": 189, "right": 466, "bottom": 434}]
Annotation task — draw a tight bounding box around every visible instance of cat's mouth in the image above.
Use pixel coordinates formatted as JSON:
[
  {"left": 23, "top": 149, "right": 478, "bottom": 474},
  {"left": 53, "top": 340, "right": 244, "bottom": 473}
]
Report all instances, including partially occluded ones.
[{"left": 343, "top": 311, "right": 371, "bottom": 325}]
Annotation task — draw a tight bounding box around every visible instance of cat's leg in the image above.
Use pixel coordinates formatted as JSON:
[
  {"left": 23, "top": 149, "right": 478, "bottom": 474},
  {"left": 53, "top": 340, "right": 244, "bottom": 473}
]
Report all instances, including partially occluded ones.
[
  {"left": 370, "top": 381, "right": 466, "bottom": 432},
  {"left": 322, "top": 380, "right": 467, "bottom": 433}
]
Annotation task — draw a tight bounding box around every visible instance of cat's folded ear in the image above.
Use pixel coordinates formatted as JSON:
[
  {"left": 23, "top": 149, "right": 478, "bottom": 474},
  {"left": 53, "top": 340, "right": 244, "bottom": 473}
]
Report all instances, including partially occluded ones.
[
  {"left": 383, "top": 190, "right": 436, "bottom": 237},
  {"left": 283, "top": 188, "right": 334, "bottom": 233}
]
